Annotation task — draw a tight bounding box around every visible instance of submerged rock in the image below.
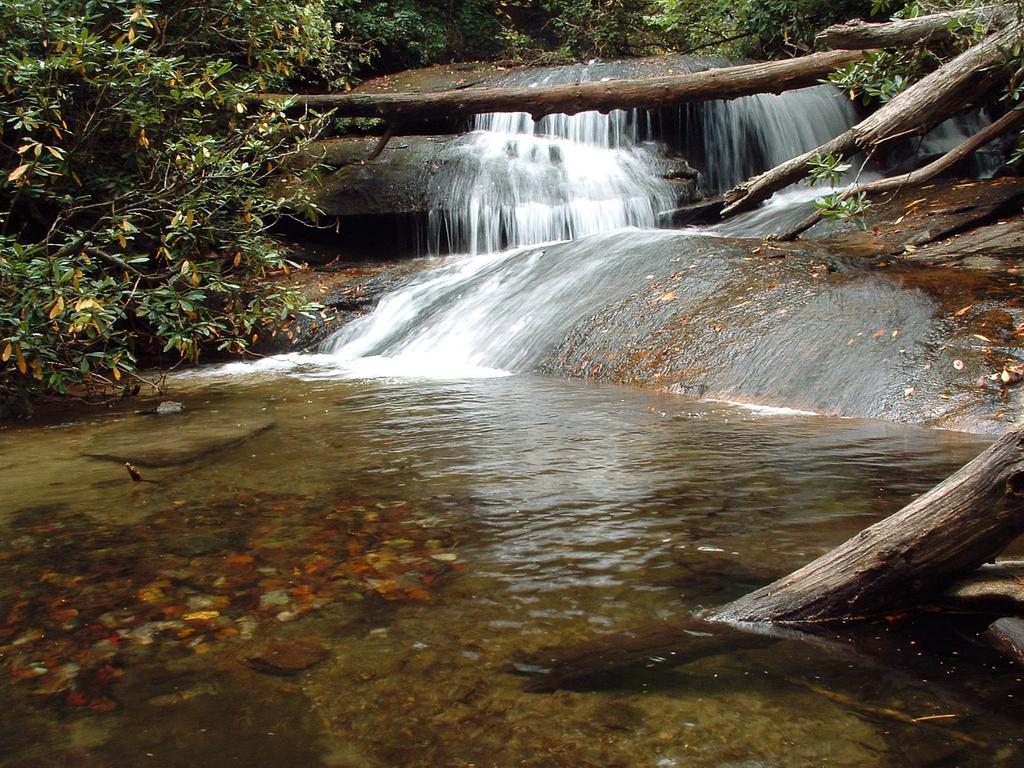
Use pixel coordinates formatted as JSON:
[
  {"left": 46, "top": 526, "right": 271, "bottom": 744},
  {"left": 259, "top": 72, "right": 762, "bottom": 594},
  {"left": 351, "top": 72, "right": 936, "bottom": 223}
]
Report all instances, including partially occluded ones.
[
  {"left": 84, "top": 418, "right": 275, "bottom": 468},
  {"left": 984, "top": 618, "right": 1024, "bottom": 666},
  {"left": 244, "top": 638, "right": 331, "bottom": 675}
]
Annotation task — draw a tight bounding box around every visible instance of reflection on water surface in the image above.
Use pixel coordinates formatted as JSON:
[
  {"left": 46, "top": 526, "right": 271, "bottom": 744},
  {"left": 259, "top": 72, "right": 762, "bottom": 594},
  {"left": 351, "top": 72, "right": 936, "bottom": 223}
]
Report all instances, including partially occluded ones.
[{"left": 0, "top": 374, "right": 1020, "bottom": 767}]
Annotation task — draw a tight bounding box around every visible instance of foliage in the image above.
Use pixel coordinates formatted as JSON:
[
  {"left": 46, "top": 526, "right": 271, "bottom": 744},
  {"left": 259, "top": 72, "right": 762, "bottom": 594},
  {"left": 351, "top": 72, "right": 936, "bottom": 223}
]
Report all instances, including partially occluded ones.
[
  {"left": 540, "top": 0, "right": 663, "bottom": 58},
  {"left": 736, "top": 0, "right": 875, "bottom": 55},
  {"left": 807, "top": 153, "right": 872, "bottom": 228},
  {"left": 328, "top": 0, "right": 448, "bottom": 86},
  {"left": 0, "top": 0, "right": 330, "bottom": 415},
  {"left": 807, "top": 152, "right": 852, "bottom": 186},
  {"left": 648, "top": 0, "right": 875, "bottom": 57},
  {"left": 828, "top": 1, "right": 1024, "bottom": 106},
  {"left": 813, "top": 190, "right": 872, "bottom": 228},
  {"left": 829, "top": 49, "right": 936, "bottom": 104}
]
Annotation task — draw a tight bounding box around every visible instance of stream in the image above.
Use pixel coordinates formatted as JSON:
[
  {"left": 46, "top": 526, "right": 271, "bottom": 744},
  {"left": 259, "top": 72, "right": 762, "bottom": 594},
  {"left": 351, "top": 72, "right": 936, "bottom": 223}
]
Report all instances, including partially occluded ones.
[
  {"left": 1, "top": 376, "right": 1022, "bottom": 766},
  {"left": 1, "top": 64, "right": 1021, "bottom": 766}
]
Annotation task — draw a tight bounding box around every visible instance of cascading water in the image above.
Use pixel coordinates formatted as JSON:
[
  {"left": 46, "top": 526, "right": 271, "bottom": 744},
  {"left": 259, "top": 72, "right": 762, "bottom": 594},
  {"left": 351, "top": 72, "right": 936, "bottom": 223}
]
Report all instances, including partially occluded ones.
[
  {"left": 678, "top": 85, "right": 862, "bottom": 193},
  {"left": 320, "top": 63, "right": 874, "bottom": 379},
  {"left": 426, "top": 67, "right": 675, "bottom": 256},
  {"left": 425, "top": 57, "right": 864, "bottom": 256},
  {"left": 219, "top": 56, "right": 984, "bottom": 420},
  {"left": 324, "top": 230, "right": 686, "bottom": 376}
]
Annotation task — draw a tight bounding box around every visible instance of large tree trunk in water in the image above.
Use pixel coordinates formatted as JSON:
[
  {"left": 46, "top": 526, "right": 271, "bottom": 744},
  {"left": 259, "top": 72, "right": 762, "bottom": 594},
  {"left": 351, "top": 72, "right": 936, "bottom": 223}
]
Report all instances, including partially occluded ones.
[
  {"left": 721, "top": 22, "right": 1020, "bottom": 217},
  {"left": 711, "top": 425, "right": 1024, "bottom": 625},
  {"left": 816, "top": 5, "right": 1015, "bottom": 50},
  {"left": 257, "top": 50, "right": 865, "bottom": 123}
]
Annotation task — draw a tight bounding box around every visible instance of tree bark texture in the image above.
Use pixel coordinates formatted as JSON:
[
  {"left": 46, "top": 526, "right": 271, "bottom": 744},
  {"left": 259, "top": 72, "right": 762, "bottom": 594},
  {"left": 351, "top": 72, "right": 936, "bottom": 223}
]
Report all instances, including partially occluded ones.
[
  {"left": 711, "top": 425, "right": 1024, "bottom": 625},
  {"left": 258, "top": 50, "right": 866, "bottom": 123},
  {"left": 816, "top": 5, "right": 1015, "bottom": 50}
]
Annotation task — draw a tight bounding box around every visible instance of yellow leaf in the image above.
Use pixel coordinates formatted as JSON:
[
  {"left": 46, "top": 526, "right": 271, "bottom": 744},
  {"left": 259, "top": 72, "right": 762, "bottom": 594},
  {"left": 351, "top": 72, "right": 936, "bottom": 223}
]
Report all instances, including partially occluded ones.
[
  {"left": 75, "top": 298, "right": 101, "bottom": 311},
  {"left": 121, "top": 219, "right": 131, "bottom": 232},
  {"left": 8, "top": 164, "right": 30, "bottom": 182},
  {"left": 137, "top": 584, "right": 164, "bottom": 603},
  {"left": 185, "top": 209, "right": 194, "bottom": 227},
  {"left": 183, "top": 610, "right": 220, "bottom": 622},
  {"left": 232, "top": 252, "right": 241, "bottom": 267},
  {"left": 130, "top": 5, "right": 144, "bottom": 22},
  {"left": 48, "top": 295, "right": 64, "bottom": 319},
  {"left": 1, "top": 342, "right": 11, "bottom": 362},
  {"left": 118, "top": 233, "right": 127, "bottom": 248},
  {"left": 46, "top": 145, "right": 62, "bottom": 159},
  {"left": 15, "top": 346, "right": 27, "bottom": 375},
  {"left": 30, "top": 359, "right": 42, "bottom": 380},
  {"left": 111, "top": 366, "right": 121, "bottom": 381}
]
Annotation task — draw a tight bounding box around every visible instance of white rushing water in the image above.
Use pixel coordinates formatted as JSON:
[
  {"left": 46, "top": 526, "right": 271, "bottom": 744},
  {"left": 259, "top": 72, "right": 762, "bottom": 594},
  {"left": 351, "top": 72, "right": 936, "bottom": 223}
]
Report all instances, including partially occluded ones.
[
  {"left": 324, "top": 229, "right": 688, "bottom": 376},
  {"left": 209, "top": 59, "right": 947, "bottom": 384},
  {"left": 427, "top": 77, "right": 674, "bottom": 255},
  {"left": 327, "top": 67, "right": 869, "bottom": 379},
  {"left": 426, "top": 59, "right": 863, "bottom": 256},
  {"left": 688, "top": 85, "right": 861, "bottom": 192}
]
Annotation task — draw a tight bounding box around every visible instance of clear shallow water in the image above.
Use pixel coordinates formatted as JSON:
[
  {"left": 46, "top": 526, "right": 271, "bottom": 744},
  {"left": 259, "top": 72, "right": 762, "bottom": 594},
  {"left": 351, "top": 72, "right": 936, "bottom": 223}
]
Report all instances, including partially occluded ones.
[{"left": 1, "top": 373, "right": 1021, "bottom": 767}]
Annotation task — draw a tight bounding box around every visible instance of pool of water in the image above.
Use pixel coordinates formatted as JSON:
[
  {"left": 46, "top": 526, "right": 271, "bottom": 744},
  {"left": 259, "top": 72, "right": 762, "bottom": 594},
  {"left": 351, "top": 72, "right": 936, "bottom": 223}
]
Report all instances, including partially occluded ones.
[{"left": 0, "top": 373, "right": 1020, "bottom": 767}]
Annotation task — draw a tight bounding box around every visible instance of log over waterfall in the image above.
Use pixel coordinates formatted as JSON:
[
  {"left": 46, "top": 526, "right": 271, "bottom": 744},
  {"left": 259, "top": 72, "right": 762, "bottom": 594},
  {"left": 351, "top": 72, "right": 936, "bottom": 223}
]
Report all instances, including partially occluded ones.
[
  {"left": 257, "top": 50, "right": 865, "bottom": 123},
  {"left": 777, "top": 108, "right": 1024, "bottom": 241}
]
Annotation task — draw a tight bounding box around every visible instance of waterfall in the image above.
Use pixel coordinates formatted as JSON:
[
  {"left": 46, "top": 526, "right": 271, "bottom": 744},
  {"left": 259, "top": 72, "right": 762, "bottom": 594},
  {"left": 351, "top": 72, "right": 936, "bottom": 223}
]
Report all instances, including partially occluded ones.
[
  {"left": 680, "top": 86, "right": 862, "bottom": 192},
  {"left": 324, "top": 59, "right": 869, "bottom": 375},
  {"left": 427, "top": 68, "right": 675, "bottom": 256},
  {"left": 425, "top": 58, "right": 863, "bottom": 256},
  {"left": 325, "top": 230, "right": 686, "bottom": 374}
]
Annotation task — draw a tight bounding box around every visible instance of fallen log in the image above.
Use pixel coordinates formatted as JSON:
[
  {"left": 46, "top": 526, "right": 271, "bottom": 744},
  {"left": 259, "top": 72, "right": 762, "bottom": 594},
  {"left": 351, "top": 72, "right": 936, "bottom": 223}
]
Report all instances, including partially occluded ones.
[
  {"left": 257, "top": 50, "right": 865, "bottom": 124},
  {"left": 721, "top": 22, "right": 1020, "bottom": 216},
  {"left": 776, "top": 107, "right": 1024, "bottom": 240},
  {"left": 816, "top": 4, "right": 1014, "bottom": 50},
  {"left": 710, "top": 424, "right": 1024, "bottom": 625}
]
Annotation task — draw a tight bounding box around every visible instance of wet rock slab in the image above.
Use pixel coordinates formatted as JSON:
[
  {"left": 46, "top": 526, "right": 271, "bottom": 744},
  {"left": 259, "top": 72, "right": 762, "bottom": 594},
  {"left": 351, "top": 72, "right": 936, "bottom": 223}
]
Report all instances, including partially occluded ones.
[
  {"left": 84, "top": 418, "right": 276, "bottom": 468},
  {"left": 538, "top": 178, "right": 1024, "bottom": 431}
]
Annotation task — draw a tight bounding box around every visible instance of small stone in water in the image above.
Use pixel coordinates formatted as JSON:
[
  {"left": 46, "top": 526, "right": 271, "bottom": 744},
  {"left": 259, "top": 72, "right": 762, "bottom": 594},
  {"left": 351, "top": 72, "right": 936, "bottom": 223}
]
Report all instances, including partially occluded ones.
[
  {"left": 237, "top": 616, "right": 258, "bottom": 639},
  {"left": 259, "top": 590, "right": 291, "bottom": 610},
  {"left": 156, "top": 401, "right": 185, "bottom": 414},
  {"left": 244, "top": 638, "right": 329, "bottom": 675}
]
